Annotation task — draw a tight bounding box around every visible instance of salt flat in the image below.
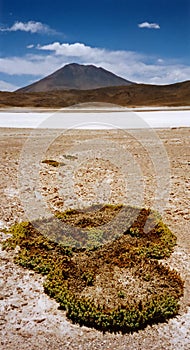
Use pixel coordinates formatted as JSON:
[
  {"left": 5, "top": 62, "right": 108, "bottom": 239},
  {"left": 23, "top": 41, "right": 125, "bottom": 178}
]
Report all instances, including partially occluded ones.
[{"left": 0, "top": 109, "right": 189, "bottom": 128}]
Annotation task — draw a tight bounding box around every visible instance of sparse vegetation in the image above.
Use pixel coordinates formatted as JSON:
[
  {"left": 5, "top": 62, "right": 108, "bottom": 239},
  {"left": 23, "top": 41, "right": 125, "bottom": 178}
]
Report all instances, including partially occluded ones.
[
  {"left": 118, "top": 290, "right": 125, "bottom": 299},
  {"left": 42, "top": 159, "right": 65, "bottom": 167},
  {"left": 0, "top": 81, "right": 190, "bottom": 109},
  {"left": 62, "top": 154, "right": 78, "bottom": 160},
  {"left": 3, "top": 204, "right": 184, "bottom": 334}
]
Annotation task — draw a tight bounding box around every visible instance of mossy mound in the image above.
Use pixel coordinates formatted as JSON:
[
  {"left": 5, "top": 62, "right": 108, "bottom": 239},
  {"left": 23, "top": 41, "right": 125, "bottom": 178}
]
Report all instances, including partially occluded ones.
[
  {"left": 54, "top": 205, "right": 176, "bottom": 257},
  {"left": 3, "top": 204, "right": 183, "bottom": 334}
]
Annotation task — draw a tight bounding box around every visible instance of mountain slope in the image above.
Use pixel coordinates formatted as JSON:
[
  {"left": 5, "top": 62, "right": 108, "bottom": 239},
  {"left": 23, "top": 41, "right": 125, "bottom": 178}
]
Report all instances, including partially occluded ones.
[
  {"left": 16, "top": 63, "right": 134, "bottom": 93},
  {"left": 1, "top": 80, "right": 190, "bottom": 108}
]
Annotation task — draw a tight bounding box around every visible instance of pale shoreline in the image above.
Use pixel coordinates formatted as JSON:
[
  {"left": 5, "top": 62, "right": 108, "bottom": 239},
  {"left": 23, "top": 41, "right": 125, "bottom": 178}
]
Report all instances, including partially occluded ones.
[
  {"left": 0, "top": 127, "right": 189, "bottom": 349},
  {"left": 1, "top": 105, "right": 190, "bottom": 113}
]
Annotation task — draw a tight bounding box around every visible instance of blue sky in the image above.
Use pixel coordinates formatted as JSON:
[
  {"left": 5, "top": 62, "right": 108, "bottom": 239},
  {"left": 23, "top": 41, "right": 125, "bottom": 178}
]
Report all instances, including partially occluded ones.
[{"left": 0, "top": 0, "right": 189, "bottom": 90}]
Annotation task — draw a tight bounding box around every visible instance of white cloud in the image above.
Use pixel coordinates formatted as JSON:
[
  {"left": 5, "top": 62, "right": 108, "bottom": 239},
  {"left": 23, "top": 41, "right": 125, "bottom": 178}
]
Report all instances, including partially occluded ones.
[
  {"left": 37, "top": 42, "right": 105, "bottom": 58},
  {"left": 0, "top": 55, "right": 61, "bottom": 76},
  {"left": 157, "top": 58, "right": 164, "bottom": 63},
  {"left": 0, "top": 80, "right": 19, "bottom": 91},
  {"left": 0, "top": 42, "right": 189, "bottom": 88},
  {"left": 37, "top": 42, "right": 143, "bottom": 65},
  {"left": 27, "top": 44, "right": 34, "bottom": 49},
  {"left": 0, "top": 21, "right": 57, "bottom": 34},
  {"left": 138, "top": 22, "right": 160, "bottom": 29}
]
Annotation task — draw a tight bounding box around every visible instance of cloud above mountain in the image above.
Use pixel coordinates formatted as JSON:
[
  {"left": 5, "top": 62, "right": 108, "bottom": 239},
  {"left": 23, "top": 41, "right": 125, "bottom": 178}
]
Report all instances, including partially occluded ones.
[
  {"left": 37, "top": 42, "right": 102, "bottom": 58},
  {"left": 0, "top": 41, "right": 189, "bottom": 87}
]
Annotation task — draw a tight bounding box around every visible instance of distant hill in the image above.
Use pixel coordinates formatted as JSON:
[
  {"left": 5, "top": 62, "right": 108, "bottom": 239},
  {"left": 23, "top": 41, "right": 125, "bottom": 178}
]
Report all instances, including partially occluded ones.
[
  {"left": 16, "top": 63, "right": 134, "bottom": 93},
  {"left": 1, "top": 80, "right": 190, "bottom": 108}
]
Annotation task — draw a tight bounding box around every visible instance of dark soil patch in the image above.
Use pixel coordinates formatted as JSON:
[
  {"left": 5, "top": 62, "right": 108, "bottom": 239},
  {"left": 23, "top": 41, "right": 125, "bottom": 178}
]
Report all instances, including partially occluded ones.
[{"left": 42, "top": 159, "right": 65, "bottom": 167}]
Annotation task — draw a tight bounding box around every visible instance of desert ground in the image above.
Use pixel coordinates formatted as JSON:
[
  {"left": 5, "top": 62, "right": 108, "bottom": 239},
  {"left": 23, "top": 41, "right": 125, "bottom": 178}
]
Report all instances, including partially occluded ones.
[{"left": 0, "top": 126, "right": 189, "bottom": 349}]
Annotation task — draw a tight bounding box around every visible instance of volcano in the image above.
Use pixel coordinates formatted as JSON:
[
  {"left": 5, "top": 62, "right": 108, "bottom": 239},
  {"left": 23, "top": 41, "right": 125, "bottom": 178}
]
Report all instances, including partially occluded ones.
[{"left": 16, "top": 63, "right": 134, "bottom": 93}]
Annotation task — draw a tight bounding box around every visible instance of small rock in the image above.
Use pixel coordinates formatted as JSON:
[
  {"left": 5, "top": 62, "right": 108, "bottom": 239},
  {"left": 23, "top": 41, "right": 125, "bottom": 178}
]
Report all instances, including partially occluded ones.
[
  {"left": 33, "top": 318, "right": 46, "bottom": 323},
  {"left": 10, "top": 299, "right": 22, "bottom": 308}
]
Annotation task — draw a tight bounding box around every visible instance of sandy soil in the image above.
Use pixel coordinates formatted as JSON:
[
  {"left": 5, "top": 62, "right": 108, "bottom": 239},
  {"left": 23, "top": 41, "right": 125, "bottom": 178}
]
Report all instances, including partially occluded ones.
[{"left": 0, "top": 127, "right": 189, "bottom": 349}]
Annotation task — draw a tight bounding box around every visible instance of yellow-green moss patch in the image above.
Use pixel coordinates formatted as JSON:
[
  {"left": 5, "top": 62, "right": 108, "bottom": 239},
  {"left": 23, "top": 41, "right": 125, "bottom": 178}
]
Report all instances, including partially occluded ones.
[{"left": 3, "top": 204, "right": 183, "bottom": 334}]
